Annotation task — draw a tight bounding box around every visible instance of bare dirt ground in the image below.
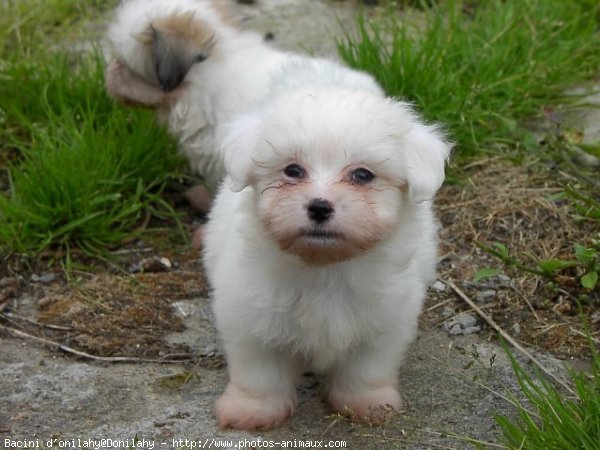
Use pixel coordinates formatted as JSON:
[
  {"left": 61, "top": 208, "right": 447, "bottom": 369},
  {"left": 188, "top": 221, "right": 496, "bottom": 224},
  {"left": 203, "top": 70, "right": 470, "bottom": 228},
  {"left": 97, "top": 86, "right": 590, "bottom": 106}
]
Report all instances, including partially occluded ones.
[{"left": 1, "top": 1, "right": 598, "bottom": 449}]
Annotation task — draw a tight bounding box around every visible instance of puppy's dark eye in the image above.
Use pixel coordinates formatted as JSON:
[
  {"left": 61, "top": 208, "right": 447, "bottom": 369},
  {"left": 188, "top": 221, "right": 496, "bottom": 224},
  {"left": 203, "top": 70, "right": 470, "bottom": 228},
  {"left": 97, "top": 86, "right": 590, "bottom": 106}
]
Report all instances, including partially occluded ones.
[
  {"left": 351, "top": 168, "right": 375, "bottom": 184},
  {"left": 284, "top": 163, "right": 307, "bottom": 179}
]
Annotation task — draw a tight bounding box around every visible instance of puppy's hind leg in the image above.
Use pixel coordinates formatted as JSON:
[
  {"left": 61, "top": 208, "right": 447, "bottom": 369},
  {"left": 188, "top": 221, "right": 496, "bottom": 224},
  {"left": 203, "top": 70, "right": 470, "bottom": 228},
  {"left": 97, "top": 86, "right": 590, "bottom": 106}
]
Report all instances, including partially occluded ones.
[{"left": 216, "top": 340, "right": 298, "bottom": 430}]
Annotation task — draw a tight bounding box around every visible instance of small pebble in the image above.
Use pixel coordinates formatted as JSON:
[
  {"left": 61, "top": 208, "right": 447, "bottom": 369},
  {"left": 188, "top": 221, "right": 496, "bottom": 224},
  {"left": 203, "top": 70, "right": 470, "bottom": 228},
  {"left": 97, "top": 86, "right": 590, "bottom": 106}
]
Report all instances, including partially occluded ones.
[
  {"left": 475, "top": 289, "right": 496, "bottom": 302},
  {"left": 172, "top": 301, "right": 198, "bottom": 318},
  {"left": 462, "top": 326, "right": 482, "bottom": 335},
  {"left": 31, "top": 273, "right": 56, "bottom": 284},
  {"left": 441, "top": 306, "right": 455, "bottom": 318},
  {"left": 444, "top": 313, "right": 481, "bottom": 336},
  {"left": 511, "top": 322, "right": 521, "bottom": 336},
  {"left": 431, "top": 280, "right": 447, "bottom": 292},
  {"left": 38, "top": 296, "right": 56, "bottom": 307},
  {"left": 202, "top": 344, "right": 219, "bottom": 357},
  {"left": 129, "top": 256, "right": 172, "bottom": 273}
]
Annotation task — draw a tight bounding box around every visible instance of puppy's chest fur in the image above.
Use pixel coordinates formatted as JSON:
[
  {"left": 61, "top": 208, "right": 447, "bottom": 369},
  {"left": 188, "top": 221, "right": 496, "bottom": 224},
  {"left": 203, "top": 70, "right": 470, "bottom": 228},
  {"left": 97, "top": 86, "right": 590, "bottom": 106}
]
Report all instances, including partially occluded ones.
[{"left": 254, "top": 268, "right": 392, "bottom": 370}]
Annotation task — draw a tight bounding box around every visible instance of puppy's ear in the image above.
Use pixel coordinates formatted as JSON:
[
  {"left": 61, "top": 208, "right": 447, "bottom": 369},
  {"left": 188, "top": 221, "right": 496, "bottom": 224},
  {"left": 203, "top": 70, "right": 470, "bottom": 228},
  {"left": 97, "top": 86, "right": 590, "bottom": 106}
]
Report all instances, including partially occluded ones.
[
  {"left": 220, "top": 112, "right": 264, "bottom": 192},
  {"left": 150, "top": 13, "right": 215, "bottom": 92},
  {"left": 402, "top": 124, "right": 451, "bottom": 202}
]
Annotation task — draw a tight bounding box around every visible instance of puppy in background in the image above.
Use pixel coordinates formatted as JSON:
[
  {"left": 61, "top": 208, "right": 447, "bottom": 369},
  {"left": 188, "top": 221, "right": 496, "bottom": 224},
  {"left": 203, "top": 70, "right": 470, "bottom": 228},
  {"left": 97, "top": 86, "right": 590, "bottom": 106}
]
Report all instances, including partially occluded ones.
[
  {"left": 106, "top": 0, "right": 450, "bottom": 431},
  {"left": 106, "top": 0, "right": 299, "bottom": 193}
]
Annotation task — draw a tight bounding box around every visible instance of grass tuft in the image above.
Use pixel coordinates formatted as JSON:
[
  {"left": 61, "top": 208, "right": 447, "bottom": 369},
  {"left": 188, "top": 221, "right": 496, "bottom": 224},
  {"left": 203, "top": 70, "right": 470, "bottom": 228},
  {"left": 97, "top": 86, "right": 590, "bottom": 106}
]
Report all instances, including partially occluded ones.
[
  {"left": 338, "top": 0, "right": 600, "bottom": 159},
  {"left": 0, "top": 51, "right": 185, "bottom": 257},
  {"left": 493, "top": 337, "right": 600, "bottom": 450}
]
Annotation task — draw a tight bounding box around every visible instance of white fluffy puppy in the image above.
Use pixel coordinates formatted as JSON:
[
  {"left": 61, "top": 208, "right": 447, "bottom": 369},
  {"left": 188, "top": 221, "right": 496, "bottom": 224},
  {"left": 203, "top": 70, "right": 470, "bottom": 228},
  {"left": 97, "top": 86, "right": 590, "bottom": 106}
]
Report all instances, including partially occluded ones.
[
  {"left": 106, "top": 0, "right": 450, "bottom": 431},
  {"left": 204, "top": 62, "right": 450, "bottom": 429}
]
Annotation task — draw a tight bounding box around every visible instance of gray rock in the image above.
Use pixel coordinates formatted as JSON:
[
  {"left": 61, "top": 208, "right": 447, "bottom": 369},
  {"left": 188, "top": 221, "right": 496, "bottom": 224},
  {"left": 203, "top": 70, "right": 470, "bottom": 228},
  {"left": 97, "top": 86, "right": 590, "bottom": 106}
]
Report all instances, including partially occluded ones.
[{"left": 457, "top": 313, "right": 478, "bottom": 328}]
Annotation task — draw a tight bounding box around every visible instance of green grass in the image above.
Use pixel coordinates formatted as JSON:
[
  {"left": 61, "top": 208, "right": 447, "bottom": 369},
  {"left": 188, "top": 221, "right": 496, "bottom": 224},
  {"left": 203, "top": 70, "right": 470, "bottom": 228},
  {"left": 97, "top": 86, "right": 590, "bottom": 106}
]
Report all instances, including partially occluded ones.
[
  {"left": 338, "top": 0, "right": 600, "bottom": 159},
  {"left": 0, "top": 0, "right": 113, "bottom": 57},
  {"left": 0, "top": 0, "right": 188, "bottom": 259},
  {"left": 492, "top": 339, "right": 600, "bottom": 450},
  {"left": 0, "top": 51, "right": 185, "bottom": 257}
]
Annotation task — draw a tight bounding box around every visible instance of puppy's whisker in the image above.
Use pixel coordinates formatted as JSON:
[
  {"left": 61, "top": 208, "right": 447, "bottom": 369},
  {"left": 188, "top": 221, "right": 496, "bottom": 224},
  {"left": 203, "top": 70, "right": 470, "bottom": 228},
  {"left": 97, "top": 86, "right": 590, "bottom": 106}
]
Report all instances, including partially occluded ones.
[
  {"left": 265, "top": 179, "right": 282, "bottom": 187},
  {"left": 261, "top": 185, "right": 280, "bottom": 194},
  {"left": 261, "top": 180, "right": 297, "bottom": 195}
]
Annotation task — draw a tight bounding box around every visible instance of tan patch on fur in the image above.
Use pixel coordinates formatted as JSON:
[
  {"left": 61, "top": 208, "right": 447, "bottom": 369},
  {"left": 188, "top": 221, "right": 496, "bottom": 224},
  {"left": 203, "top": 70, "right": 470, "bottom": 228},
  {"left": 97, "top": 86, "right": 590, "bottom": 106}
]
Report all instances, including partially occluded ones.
[
  {"left": 210, "top": 0, "right": 238, "bottom": 28},
  {"left": 152, "top": 12, "right": 216, "bottom": 52},
  {"left": 259, "top": 181, "right": 394, "bottom": 266},
  {"left": 132, "top": 28, "right": 155, "bottom": 45}
]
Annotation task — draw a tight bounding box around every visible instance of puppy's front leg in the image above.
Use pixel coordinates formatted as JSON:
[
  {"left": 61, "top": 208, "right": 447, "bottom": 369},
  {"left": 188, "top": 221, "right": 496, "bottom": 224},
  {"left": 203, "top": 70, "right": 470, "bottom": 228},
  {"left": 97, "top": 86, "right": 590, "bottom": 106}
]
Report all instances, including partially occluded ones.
[
  {"left": 216, "top": 340, "right": 298, "bottom": 430},
  {"left": 328, "top": 339, "right": 405, "bottom": 423}
]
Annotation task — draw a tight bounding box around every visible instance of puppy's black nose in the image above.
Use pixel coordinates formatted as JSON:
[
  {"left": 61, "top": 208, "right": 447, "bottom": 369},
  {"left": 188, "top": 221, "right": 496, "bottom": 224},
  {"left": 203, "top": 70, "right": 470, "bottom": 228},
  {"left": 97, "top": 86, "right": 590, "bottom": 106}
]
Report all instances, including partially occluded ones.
[{"left": 307, "top": 198, "right": 334, "bottom": 223}]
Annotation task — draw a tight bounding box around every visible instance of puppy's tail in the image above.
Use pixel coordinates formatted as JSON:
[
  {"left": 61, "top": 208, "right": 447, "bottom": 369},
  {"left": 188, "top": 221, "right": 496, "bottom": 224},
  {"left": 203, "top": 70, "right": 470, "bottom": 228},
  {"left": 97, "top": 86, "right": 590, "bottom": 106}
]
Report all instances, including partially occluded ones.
[{"left": 105, "top": 0, "right": 231, "bottom": 107}]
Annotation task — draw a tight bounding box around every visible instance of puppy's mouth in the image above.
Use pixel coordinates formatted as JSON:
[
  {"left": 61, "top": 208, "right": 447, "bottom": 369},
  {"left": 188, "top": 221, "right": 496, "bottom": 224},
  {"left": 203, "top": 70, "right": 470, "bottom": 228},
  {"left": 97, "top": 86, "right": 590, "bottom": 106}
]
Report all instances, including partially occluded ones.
[
  {"left": 277, "top": 228, "right": 366, "bottom": 265},
  {"left": 299, "top": 229, "right": 343, "bottom": 242}
]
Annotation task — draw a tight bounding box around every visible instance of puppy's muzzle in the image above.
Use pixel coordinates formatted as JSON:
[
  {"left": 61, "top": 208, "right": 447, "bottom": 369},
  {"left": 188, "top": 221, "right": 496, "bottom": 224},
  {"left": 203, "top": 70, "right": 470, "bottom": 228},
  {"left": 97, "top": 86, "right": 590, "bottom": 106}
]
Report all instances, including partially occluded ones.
[{"left": 307, "top": 198, "right": 334, "bottom": 223}]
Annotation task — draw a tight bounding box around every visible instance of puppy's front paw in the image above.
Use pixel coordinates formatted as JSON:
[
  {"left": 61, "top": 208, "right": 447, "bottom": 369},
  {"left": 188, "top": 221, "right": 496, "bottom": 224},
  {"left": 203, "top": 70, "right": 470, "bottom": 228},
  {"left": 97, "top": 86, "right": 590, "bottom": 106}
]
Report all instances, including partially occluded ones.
[
  {"left": 215, "top": 383, "right": 295, "bottom": 430},
  {"left": 329, "top": 385, "right": 402, "bottom": 423}
]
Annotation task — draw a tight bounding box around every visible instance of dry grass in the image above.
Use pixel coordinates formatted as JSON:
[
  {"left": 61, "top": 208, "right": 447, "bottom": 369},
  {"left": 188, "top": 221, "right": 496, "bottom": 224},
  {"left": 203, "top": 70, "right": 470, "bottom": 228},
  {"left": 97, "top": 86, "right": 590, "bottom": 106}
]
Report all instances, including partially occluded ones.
[
  {"left": 21, "top": 255, "right": 209, "bottom": 359},
  {"left": 432, "top": 157, "right": 599, "bottom": 359}
]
